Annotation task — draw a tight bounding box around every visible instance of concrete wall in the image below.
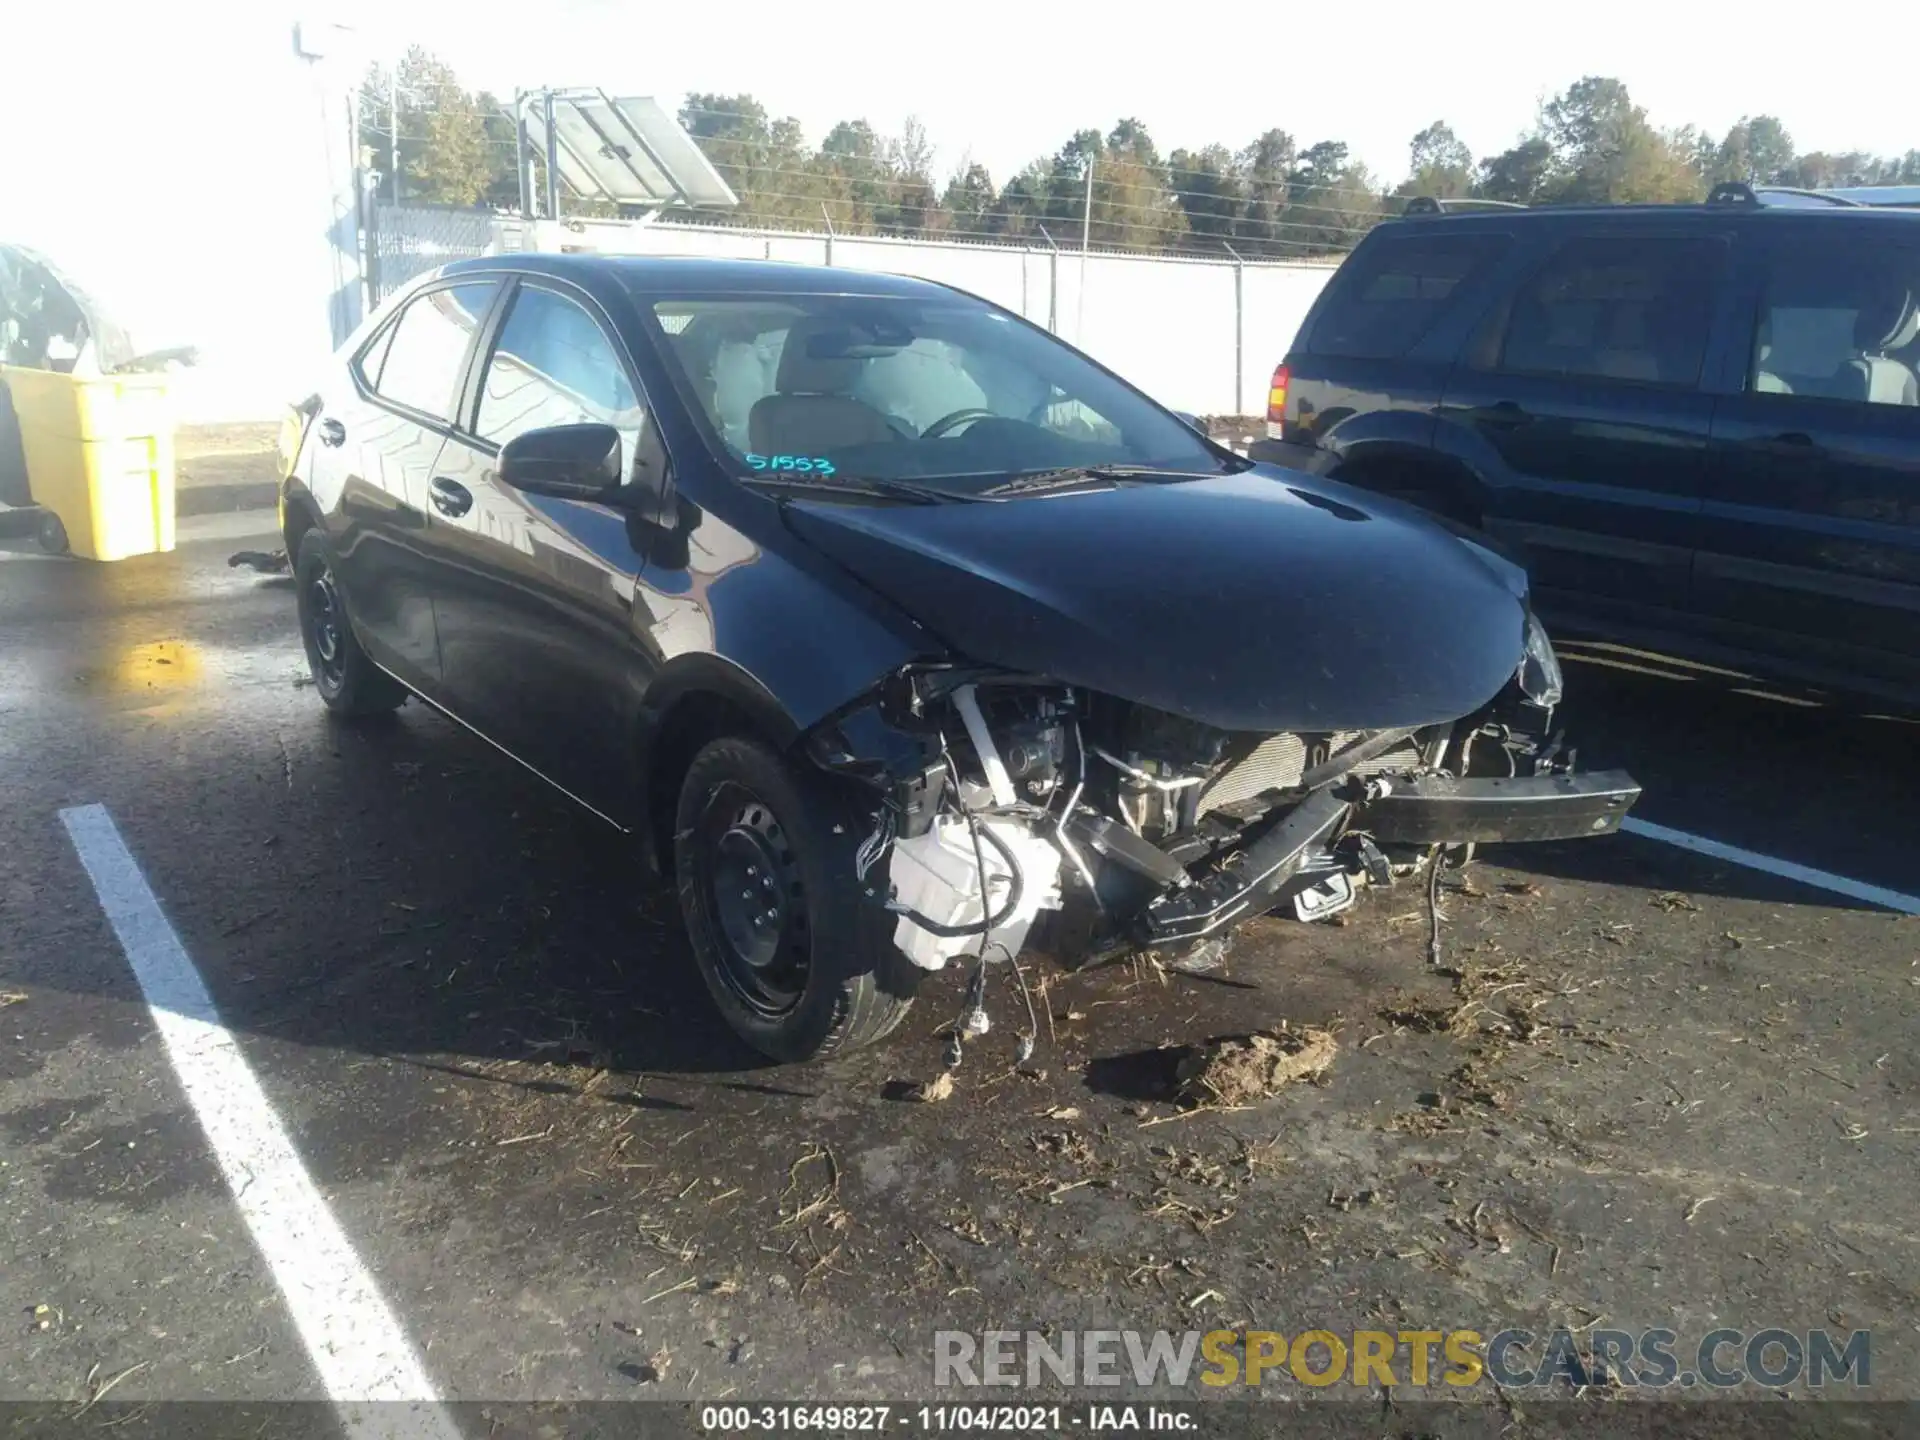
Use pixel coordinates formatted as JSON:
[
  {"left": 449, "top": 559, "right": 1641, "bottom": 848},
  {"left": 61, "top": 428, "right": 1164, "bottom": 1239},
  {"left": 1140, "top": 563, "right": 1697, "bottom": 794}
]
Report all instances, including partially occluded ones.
[{"left": 0, "top": 9, "right": 364, "bottom": 423}]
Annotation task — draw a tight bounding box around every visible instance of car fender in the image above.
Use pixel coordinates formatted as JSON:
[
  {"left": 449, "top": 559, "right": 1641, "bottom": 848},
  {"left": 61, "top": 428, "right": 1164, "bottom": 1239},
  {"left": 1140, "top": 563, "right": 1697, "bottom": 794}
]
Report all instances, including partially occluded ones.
[
  {"left": 627, "top": 530, "right": 937, "bottom": 869},
  {"left": 280, "top": 475, "right": 325, "bottom": 556}
]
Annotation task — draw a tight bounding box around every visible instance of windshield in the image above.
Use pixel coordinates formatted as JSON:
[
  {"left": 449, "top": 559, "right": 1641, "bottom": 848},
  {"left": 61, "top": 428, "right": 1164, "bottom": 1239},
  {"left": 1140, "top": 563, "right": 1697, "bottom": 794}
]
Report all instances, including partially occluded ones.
[{"left": 643, "top": 291, "right": 1227, "bottom": 490}]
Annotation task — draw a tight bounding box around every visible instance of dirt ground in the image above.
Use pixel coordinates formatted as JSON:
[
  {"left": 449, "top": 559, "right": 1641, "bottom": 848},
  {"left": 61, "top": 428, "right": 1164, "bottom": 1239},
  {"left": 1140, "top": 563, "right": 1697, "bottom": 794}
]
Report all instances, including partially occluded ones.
[
  {"left": 1, "top": 518, "right": 1917, "bottom": 1430},
  {"left": 174, "top": 421, "right": 279, "bottom": 492}
]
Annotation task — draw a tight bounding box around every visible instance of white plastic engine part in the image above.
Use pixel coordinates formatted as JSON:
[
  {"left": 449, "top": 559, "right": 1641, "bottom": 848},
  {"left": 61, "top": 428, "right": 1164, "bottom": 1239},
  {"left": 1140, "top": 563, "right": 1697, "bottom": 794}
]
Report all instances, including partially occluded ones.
[{"left": 887, "top": 815, "right": 1064, "bottom": 971}]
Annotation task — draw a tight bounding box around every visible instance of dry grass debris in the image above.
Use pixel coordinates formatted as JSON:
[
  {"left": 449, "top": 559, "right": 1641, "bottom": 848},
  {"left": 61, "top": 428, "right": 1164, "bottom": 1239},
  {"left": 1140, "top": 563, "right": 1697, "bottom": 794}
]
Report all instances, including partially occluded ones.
[{"left": 1175, "top": 1026, "right": 1338, "bottom": 1107}]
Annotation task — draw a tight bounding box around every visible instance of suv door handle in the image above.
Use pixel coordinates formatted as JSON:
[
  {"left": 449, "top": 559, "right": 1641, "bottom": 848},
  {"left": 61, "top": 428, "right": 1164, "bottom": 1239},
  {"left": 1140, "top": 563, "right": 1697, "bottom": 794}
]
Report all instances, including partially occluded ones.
[
  {"left": 1753, "top": 431, "right": 1824, "bottom": 458},
  {"left": 317, "top": 417, "right": 347, "bottom": 447},
  {"left": 1472, "top": 401, "right": 1532, "bottom": 431},
  {"left": 429, "top": 476, "right": 473, "bottom": 518}
]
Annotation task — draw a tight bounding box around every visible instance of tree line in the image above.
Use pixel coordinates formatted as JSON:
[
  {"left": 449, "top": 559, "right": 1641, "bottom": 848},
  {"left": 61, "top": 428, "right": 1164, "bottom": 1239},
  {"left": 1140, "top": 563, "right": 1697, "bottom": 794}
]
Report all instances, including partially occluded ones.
[{"left": 358, "top": 51, "right": 1919, "bottom": 259}]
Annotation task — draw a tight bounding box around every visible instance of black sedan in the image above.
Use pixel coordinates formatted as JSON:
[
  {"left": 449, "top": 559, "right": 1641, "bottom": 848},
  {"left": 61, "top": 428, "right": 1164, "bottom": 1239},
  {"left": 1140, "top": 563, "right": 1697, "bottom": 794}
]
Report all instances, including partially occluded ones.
[{"left": 281, "top": 255, "right": 1638, "bottom": 1061}]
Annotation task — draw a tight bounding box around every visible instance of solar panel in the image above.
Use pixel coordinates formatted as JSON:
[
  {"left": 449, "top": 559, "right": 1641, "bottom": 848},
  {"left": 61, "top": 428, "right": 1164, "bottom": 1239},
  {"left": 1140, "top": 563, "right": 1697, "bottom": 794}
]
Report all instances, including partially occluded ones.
[{"left": 522, "top": 92, "right": 738, "bottom": 211}]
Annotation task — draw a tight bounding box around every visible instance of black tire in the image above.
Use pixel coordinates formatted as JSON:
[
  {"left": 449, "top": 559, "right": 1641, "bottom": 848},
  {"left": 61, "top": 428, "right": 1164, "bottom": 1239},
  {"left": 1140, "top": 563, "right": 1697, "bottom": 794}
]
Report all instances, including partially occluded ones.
[
  {"left": 294, "top": 532, "right": 406, "bottom": 718},
  {"left": 35, "top": 511, "right": 69, "bottom": 556},
  {"left": 675, "top": 736, "right": 919, "bottom": 1062}
]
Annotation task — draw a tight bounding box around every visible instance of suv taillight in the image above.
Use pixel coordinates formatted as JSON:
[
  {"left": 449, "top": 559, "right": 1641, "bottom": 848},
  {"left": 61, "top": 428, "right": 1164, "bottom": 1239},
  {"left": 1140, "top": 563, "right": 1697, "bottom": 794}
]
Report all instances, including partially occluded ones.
[{"left": 1265, "top": 363, "right": 1290, "bottom": 438}]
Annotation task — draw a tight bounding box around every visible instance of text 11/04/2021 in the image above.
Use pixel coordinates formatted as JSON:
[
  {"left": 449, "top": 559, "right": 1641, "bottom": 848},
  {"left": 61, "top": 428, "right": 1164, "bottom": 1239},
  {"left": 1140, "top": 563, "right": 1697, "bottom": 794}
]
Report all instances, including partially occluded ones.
[{"left": 701, "top": 1405, "right": 1194, "bottom": 1432}]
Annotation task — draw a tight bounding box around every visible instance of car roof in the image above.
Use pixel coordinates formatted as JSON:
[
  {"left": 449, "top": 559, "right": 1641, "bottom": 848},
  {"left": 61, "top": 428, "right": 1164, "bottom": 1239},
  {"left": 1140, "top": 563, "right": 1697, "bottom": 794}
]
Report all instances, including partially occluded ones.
[
  {"left": 439, "top": 251, "right": 954, "bottom": 298},
  {"left": 1387, "top": 202, "right": 1920, "bottom": 230}
]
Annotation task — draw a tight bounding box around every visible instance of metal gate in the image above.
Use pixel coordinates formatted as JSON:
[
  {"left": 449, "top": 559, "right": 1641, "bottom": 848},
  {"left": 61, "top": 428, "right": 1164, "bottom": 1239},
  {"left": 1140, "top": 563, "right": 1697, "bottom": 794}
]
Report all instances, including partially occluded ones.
[{"left": 365, "top": 204, "right": 497, "bottom": 302}]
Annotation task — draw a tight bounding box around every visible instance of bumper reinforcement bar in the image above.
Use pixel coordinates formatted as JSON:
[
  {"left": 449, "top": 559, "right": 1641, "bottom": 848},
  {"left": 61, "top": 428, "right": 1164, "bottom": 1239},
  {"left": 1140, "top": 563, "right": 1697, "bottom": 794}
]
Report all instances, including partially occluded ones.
[{"left": 1353, "top": 769, "right": 1641, "bottom": 845}]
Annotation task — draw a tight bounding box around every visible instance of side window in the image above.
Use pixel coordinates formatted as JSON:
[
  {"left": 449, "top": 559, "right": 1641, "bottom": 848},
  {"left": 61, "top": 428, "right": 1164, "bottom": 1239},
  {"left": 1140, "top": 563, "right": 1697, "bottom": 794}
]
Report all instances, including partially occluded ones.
[
  {"left": 1751, "top": 245, "right": 1920, "bottom": 407},
  {"left": 369, "top": 282, "right": 497, "bottom": 417},
  {"left": 1308, "top": 233, "right": 1511, "bottom": 359},
  {"left": 1496, "top": 237, "right": 1721, "bottom": 387},
  {"left": 355, "top": 322, "right": 397, "bottom": 390},
  {"left": 475, "top": 285, "right": 645, "bottom": 445}
]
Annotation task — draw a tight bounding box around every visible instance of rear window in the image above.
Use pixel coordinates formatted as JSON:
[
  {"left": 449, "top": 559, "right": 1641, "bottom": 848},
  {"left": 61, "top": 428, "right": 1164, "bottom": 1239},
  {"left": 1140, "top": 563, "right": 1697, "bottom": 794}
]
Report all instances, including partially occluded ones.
[
  {"left": 364, "top": 281, "right": 497, "bottom": 419},
  {"left": 1307, "top": 232, "right": 1511, "bottom": 359}
]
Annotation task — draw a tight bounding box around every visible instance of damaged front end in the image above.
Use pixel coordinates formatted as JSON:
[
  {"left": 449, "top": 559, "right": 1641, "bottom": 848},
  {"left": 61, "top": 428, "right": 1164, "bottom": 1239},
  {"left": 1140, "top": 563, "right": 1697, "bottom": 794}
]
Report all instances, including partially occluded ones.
[{"left": 808, "top": 624, "right": 1638, "bottom": 981}]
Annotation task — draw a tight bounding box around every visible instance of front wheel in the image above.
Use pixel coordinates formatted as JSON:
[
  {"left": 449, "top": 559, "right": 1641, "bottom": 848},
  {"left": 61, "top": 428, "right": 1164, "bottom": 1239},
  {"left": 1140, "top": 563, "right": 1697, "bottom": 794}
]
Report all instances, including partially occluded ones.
[
  {"left": 675, "top": 736, "right": 918, "bottom": 1062},
  {"left": 294, "top": 533, "right": 406, "bottom": 718}
]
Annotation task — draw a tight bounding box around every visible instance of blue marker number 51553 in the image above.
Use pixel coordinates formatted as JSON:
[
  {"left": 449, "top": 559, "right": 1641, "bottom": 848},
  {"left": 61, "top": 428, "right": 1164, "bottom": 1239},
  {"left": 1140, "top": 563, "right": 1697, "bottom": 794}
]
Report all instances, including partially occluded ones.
[{"left": 745, "top": 453, "right": 836, "bottom": 477}]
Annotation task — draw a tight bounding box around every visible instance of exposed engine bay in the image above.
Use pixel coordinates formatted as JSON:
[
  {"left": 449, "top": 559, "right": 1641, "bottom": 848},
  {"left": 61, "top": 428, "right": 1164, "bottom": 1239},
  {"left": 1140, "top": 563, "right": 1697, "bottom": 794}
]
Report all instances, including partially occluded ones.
[{"left": 816, "top": 624, "right": 1639, "bottom": 1004}]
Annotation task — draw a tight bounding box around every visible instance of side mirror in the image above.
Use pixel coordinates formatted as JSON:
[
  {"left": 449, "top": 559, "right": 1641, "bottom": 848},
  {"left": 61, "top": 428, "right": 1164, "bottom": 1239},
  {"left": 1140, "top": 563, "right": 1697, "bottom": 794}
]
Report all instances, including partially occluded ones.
[{"left": 498, "top": 423, "right": 623, "bottom": 501}]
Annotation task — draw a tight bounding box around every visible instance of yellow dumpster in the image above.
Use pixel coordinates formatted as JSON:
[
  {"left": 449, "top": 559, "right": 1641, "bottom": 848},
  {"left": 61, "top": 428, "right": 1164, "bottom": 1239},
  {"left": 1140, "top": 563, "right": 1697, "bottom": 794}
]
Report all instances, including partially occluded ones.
[{"left": 0, "top": 364, "right": 175, "bottom": 560}]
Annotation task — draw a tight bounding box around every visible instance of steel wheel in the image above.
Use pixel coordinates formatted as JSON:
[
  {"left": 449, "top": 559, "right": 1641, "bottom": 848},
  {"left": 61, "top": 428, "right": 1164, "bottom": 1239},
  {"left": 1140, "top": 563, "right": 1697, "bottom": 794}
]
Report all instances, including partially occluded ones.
[
  {"left": 691, "top": 780, "right": 811, "bottom": 1019},
  {"left": 674, "top": 736, "right": 920, "bottom": 1061},
  {"left": 292, "top": 533, "right": 406, "bottom": 717},
  {"left": 305, "top": 564, "right": 347, "bottom": 692}
]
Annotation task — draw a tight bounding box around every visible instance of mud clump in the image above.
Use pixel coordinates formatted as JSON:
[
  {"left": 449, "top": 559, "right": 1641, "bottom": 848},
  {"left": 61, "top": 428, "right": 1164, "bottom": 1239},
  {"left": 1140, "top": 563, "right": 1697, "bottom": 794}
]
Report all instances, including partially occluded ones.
[{"left": 1176, "top": 1027, "right": 1338, "bottom": 1107}]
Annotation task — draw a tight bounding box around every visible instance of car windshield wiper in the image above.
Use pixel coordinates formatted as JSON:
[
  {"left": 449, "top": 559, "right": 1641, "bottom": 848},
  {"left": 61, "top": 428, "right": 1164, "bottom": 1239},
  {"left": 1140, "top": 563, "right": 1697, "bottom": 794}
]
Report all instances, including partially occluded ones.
[
  {"left": 742, "top": 472, "right": 984, "bottom": 505},
  {"left": 979, "top": 465, "right": 1226, "bottom": 497}
]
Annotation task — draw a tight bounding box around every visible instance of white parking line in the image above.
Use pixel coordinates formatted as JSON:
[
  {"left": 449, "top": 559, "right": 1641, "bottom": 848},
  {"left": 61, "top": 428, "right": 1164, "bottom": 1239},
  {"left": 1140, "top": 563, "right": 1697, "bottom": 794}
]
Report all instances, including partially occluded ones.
[
  {"left": 1621, "top": 816, "right": 1920, "bottom": 916},
  {"left": 58, "top": 804, "right": 462, "bottom": 1439}
]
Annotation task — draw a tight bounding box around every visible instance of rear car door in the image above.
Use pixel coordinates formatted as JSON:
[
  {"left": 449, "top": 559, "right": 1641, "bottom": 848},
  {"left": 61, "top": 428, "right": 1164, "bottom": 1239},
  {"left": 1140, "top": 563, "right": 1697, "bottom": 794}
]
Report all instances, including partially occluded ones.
[
  {"left": 421, "top": 276, "right": 662, "bottom": 817},
  {"left": 1437, "top": 230, "right": 1730, "bottom": 616},
  {"left": 1260, "top": 227, "right": 1515, "bottom": 476},
  {"left": 1698, "top": 228, "right": 1920, "bottom": 692},
  {"left": 316, "top": 279, "right": 499, "bottom": 686}
]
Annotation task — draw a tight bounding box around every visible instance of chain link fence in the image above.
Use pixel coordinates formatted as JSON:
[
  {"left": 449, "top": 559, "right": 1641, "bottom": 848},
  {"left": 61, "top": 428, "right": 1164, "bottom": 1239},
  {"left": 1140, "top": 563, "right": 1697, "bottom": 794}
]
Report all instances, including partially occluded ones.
[{"left": 366, "top": 204, "right": 498, "bottom": 303}]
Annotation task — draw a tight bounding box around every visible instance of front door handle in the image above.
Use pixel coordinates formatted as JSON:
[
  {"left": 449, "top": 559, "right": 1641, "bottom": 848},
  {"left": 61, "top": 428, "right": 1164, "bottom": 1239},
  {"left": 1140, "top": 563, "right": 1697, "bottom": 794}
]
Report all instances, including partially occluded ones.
[
  {"left": 1754, "top": 431, "right": 1824, "bottom": 458},
  {"left": 429, "top": 476, "right": 473, "bottom": 518},
  {"left": 1473, "top": 401, "right": 1532, "bottom": 431},
  {"left": 317, "top": 417, "right": 347, "bottom": 447}
]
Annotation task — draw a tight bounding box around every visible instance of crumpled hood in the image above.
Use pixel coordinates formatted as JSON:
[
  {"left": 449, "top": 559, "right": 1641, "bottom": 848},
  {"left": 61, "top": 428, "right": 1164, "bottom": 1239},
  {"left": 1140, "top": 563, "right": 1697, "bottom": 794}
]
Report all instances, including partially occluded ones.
[{"left": 784, "top": 467, "right": 1532, "bottom": 733}]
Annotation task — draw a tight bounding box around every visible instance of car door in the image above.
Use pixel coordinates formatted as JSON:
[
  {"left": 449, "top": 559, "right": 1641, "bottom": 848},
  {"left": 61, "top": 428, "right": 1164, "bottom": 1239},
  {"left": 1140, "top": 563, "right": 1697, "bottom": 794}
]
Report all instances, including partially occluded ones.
[
  {"left": 421, "top": 276, "right": 664, "bottom": 818},
  {"left": 1697, "top": 229, "right": 1920, "bottom": 690},
  {"left": 318, "top": 279, "right": 500, "bottom": 685},
  {"left": 1437, "top": 231, "right": 1730, "bottom": 616}
]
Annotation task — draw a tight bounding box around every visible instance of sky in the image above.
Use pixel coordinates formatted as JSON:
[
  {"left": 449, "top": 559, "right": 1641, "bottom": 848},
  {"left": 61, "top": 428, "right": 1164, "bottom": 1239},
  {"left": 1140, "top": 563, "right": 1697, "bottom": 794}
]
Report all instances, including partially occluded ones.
[
  {"left": 0, "top": 0, "right": 1910, "bottom": 418},
  {"left": 344, "top": 0, "right": 1912, "bottom": 184}
]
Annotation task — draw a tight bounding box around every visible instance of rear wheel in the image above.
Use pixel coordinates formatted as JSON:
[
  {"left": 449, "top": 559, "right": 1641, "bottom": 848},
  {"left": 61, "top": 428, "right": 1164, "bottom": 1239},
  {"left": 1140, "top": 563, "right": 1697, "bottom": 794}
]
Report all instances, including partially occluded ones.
[
  {"left": 675, "top": 736, "right": 918, "bottom": 1062},
  {"left": 294, "top": 533, "right": 406, "bottom": 718},
  {"left": 35, "top": 511, "right": 69, "bottom": 555}
]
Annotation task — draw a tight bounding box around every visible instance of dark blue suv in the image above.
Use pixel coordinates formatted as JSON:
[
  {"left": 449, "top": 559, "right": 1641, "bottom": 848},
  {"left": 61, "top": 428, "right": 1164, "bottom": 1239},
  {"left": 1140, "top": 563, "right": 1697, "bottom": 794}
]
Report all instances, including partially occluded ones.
[{"left": 1250, "top": 189, "right": 1920, "bottom": 708}]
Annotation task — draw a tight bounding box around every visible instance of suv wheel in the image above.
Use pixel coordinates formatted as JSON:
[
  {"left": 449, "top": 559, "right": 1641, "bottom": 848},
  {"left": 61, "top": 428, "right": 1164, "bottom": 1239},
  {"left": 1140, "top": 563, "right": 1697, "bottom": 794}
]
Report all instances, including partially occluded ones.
[
  {"left": 294, "top": 533, "right": 407, "bottom": 718},
  {"left": 675, "top": 736, "right": 918, "bottom": 1062}
]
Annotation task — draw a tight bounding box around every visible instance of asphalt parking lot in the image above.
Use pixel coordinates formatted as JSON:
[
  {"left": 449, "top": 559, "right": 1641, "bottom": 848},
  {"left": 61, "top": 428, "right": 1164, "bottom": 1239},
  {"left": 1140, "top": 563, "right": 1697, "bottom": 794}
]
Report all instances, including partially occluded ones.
[{"left": 3, "top": 509, "right": 1918, "bottom": 1434}]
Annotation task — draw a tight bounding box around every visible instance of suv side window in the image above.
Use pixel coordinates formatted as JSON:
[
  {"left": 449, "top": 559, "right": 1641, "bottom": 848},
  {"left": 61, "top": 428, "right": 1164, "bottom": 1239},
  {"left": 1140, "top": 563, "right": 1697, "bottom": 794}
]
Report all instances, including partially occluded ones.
[
  {"left": 1750, "top": 243, "right": 1920, "bottom": 406},
  {"left": 1307, "top": 232, "right": 1511, "bottom": 359},
  {"left": 368, "top": 282, "right": 497, "bottom": 418},
  {"left": 1494, "top": 236, "right": 1721, "bottom": 387},
  {"left": 474, "top": 284, "right": 645, "bottom": 445}
]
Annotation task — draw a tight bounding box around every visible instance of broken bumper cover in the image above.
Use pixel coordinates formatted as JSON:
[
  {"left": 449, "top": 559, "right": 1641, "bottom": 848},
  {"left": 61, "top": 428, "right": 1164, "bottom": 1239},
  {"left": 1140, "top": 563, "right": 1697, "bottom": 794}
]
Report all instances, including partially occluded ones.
[
  {"left": 1137, "top": 770, "right": 1639, "bottom": 946},
  {"left": 1352, "top": 769, "right": 1641, "bottom": 845}
]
